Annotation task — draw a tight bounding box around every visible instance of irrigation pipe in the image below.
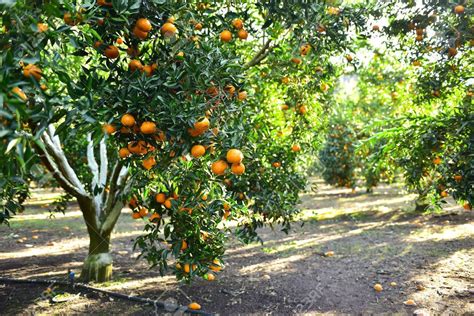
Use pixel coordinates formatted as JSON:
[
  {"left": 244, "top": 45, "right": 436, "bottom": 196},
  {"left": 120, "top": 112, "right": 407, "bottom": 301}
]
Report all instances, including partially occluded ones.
[{"left": 0, "top": 276, "right": 213, "bottom": 315}]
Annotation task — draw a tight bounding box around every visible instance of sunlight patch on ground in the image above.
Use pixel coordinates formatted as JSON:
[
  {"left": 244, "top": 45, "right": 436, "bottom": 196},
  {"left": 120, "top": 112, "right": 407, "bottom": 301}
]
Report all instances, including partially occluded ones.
[
  {"left": 405, "top": 223, "right": 474, "bottom": 242},
  {"left": 238, "top": 253, "right": 307, "bottom": 275},
  {"left": 9, "top": 210, "right": 83, "bottom": 222},
  {"left": 0, "top": 231, "right": 143, "bottom": 260}
]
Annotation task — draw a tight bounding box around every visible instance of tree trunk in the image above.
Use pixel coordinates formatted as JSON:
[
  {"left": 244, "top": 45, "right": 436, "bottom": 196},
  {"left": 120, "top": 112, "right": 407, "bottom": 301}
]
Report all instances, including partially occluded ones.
[{"left": 81, "top": 229, "right": 113, "bottom": 282}]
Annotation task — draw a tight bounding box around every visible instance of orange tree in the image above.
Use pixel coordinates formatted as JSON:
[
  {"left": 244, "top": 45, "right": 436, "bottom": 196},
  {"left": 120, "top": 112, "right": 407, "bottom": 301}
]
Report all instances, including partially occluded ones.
[{"left": 1, "top": 0, "right": 371, "bottom": 283}]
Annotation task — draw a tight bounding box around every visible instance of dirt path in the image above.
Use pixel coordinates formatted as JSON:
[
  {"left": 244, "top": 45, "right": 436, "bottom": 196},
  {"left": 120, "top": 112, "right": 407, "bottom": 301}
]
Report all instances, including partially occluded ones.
[{"left": 1, "top": 180, "right": 473, "bottom": 315}]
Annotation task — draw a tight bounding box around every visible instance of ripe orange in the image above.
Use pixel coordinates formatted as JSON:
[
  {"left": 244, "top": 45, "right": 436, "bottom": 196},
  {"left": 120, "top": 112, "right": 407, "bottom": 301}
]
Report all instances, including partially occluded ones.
[
  {"left": 237, "top": 91, "right": 247, "bottom": 101},
  {"left": 121, "top": 114, "right": 135, "bottom": 127},
  {"left": 226, "top": 149, "right": 243, "bottom": 164},
  {"left": 272, "top": 161, "right": 281, "bottom": 168},
  {"left": 373, "top": 284, "right": 383, "bottom": 292},
  {"left": 104, "top": 45, "right": 119, "bottom": 59},
  {"left": 181, "top": 240, "right": 188, "bottom": 251},
  {"left": 183, "top": 263, "right": 190, "bottom": 273},
  {"left": 345, "top": 54, "right": 353, "bottom": 62},
  {"left": 40, "top": 84, "right": 47, "bottom": 91},
  {"left": 281, "top": 77, "right": 290, "bottom": 84},
  {"left": 300, "top": 44, "right": 311, "bottom": 56},
  {"left": 97, "top": 0, "right": 112, "bottom": 6},
  {"left": 206, "top": 86, "right": 219, "bottom": 97},
  {"left": 404, "top": 299, "right": 416, "bottom": 306},
  {"left": 103, "top": 124, "right": 116, "bottom": 135},
  {"left": 37, "top": 22, "right": 48, "bottom": 32},
  {"left": 415, "top": 34, "right": 423, "bottom": 41},
  {"left": 454, "top": 5, "right": 465, "bottom": 14},
  {"left": 142, "top": 65, "right": 153, "bottom": 76},
  {"left": 237, "top": 29, "right": 248, "bottom": 40},
  {"left": 299, "top": 105, "right": 308, "bottom": 114},
  {"left": 116, "top": 37, "right": 123, "bottom": 44},
  {"left": 412, "top": 60, "right": 421, "bottom": 67},
  {"left": 225, "top": 84, "right": 236, "bottom": 95},
  {"left": 231, "top": 163, "right": 245, "bottom": 175},
  {"left": 220, "top": 30, "right": 232, "bottom": 42},
  {"left": 93, "top": 40, "right": 103, "bottom": 48},
  {"left": 205, "top": 273, "right": 215, "bottom": 281},
  {"left": 140, "top": 121, "right": 156, "bottom": 134},
  {"left": 23, "top": 64, "right": 42, "bottom": 81},
  {"left": 136, "top": 18, "right": 152, "bottom": 32},
  {"left": 194, "top": 22, "right": 203, "bottom": 30},
  {"left": 161, "top": 22, "right": 177, "bottom": 36},
  {"left": 232, "top": 18, "right": 244, "bottom": 29},
  {"left": 416, "top": 28, "right": 424, "bottom": 36},
  {"left": 291, "top": 57, "right": 302, "bottom": 64},
  {"left": 139, "top": 207, "right": 149, "bottom": 217},
  {"left": 191, "top": 144, "right": 206, "bottom": 158},
  {"left": 155, "top": 193, "right": 166, "bottom": 204},
  {"left": 281, "top": 104, "right": 289, "bottom": 110},
  {"left": 133, "top": 26, "right": 148, "bottom": 40},
  {"left": 119, "top": 148, "right": 130, "bottom": 159},
  {"left": 63, "top": 13, "right": 74, "bottom": 25},
  {"left": 164, "top": 198, "right": 173, "bottom": 209},
  {"left": 201, "top": 194, "right": 208, "bottom": 201},
  {"left": 132, "top": 212, "right": 141, "bottom": 219},
  {"left": 463, "top": 203, "right": 472, "bottom": 210},
  {"left": 188, "top": 302, "right": 201, "bottom": 310},
  {"left": 440, "top": 190, "right": 448, "bottom": 198},
  {"left": 454, "top": 175, "right": 462, "bottom": 182},
  {"left": 433, "top": 157, "right": 442, "bottom": 165},
  {"left": 11, "top": 87, "right": 27, "bottom": 101},
  {"left": 149, "top": 213, "right": 161, "bottom": 222},
  {"left": 142, "top": 156, "right": 156, "bottom": 170},
  {"left": 372, "top": 25, "right": 380, "bottom": 31},
  {"left": 194, "top": 117, "right": 210, "bottom": 132},
  {"left": 129, "top": 59, "right": 143, "bottom": 72},
  {"left": 211, "top": 160, "right": 229, "bottom": 175},
  {"left": 291, "top": 144, "right": 301, "bottom": 152}
]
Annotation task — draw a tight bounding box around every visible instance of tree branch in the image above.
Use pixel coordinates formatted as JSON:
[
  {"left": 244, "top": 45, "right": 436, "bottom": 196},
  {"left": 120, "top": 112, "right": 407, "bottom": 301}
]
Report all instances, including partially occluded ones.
[
  {"left": 87, "top": 133, "right": 101, "bottom": 218},
  {"left": 245, "top": 39, "right": 273, "bottom": 68}
]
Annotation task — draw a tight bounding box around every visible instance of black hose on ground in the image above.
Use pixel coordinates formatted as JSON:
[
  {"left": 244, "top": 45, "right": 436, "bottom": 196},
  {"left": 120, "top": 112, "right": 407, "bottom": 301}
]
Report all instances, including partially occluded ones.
[{"left": 0, "top": 277, "right": 212, "bottom": 315}]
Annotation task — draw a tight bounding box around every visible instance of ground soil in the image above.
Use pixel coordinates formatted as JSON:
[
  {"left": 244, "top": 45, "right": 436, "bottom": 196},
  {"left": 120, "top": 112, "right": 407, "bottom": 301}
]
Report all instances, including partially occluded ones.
[{"left": 1, "top": 180, "right": 473, "bottom": 315}]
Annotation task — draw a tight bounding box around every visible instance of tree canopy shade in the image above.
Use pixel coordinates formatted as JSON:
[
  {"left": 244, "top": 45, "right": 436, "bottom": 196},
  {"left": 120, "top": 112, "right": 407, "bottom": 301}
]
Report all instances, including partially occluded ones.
[{"left": 1, "top": 0, "right": 472, "bottom": 283}]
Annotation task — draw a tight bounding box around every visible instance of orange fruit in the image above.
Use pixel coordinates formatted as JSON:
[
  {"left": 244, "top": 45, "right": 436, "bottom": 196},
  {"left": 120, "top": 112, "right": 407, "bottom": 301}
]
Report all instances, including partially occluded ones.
[
  {"left": 220, "top": 30, "right": 232, "bottom": 42},
  {"left": 93, "top": 40, "right": 103, "bottom": 48},
  {"left": 416, "top": 28, "right": 424, "bottom": 36},
  {"left": 415, "top": 35, "right": 423, "bottom": 41},
  {"left": 463, "top": 203, "right": 472, "bottom": 210},
  {"left": 142, "top": 65, "right": 153, "bottom": 76},
  {"left": 281, "top": 77, "right": 290, "bottom": 84},
  {"left": 119, "top": 148, "right": 130, "bottom": 159},
  {"left": 272, "top": 161, "right": 281, "bottom": 168},
  {"left": 39, "top": 84, "right": 47, "bottom": 91},
  {"left": 291, "top": 57, "right": 302, "bottom": 64},
  {"left": 225, "top": 84, "right": 236, "bottom": 95},
  {"left": 121, "top": 114, "right": 135, "bottom": 127},
  {"left": 324, "top": 251, "right": 335, "bottom": 257},
  {"left": 237, "top": 91, "right": 247, "bottom": 101},
  {"left": 345, "top": 54, "right": 353, "bottom": 62},
  {"left": 149, "top": 213, "right": 161, "bottom": 222},
  {"left": 183, "top": 263, "right": 190, "bottom": 273},
  {"left": 155, "top": 193, "right": 166, "bottom": 204},
  {"left": 104, "top": 45, "right": 119, "bottom": 59},
  {"left": 281, "top": 104, "right": 289, "bottom": 110},
  {"left": 63, "top": 13, "right": 74, "bottom": 25},
  {"left": 412, "top": 60, "right": 421, "bottom": 66},
  {"left": 205, "top": 273, "right": 215, "bottom": 281},
  {"left": 404, "top": 299, "right": 416, "bottom": 306},
  {"left": 291, "top": 144, "right": 301, "bottom": 152},
  {"left": 188, "top": 302, "right": 201, "bottom": 310},
  {"left": 103, "top": 124, "right": 116, "bottom": 134},
  {"left": 226, "top": 149, "right": 243, "bottom": 164},
  {"left": 140, "top": 121, "right": 156, "bottom": 134},
  {"left": 97, "top": 0, "right": 112, "bottom": 6},
  {"left": 194, "top": 22, "right": 203, "bottom": 30},
  {"left": 191, "top": 144, "right": 206, "bottom": 158},
  {"left": 136, "top": 18, "right": 152, "bottom": 32},
  {"left": 37, "top": 22, "right": 48, "bottom": 32},
  {"left": 372, "top": 25, "right": 380, "bottom": 31},
  {"left": 433, "top": 157, "right": 442, "bottom": 165},
  {"left": 211, "top": 160, "right": 228, "bottom": 175},
  {"left": 132, "top": 26, "right": 148, "bottom": 40},
  {"left": 116, "top": 37, "right": 123, "bottom": 44},
  {"left": 454, "top": 5, "right": 465, "bottom": 14},
  {"left": 161, "top": 22, "right": 177, "bottom": 36},
  {"left": 201, "top": 194, "right": 208, "bottom": 201},
  {"left": 206, "top": 86, "right": 219, "bottom": 97},
  {"left": 11, "top": 87, "right": 27, "bottom": 101},
  {"left": 231, "top": 163, "right": 245, "bottom": 175},
  {"left": 299, "top": 105, "right": 308, "bottom": 114},
  {"left": 440, "top": 190, "right": 448, "bottom": 198},
  {"left": 129, "top": 59, "right": 143, "bottom": 72},
  {"left": 164, "top": 198, "right": 173, "bottom": 209},
  {"left": 300, "top": 44, "right": 311, "bottom": 56},
  {"left": 194, "top": 117, "right": 210, "bottom": 132},
  {"left": 181, "top": 240, "right": 188, "bottom": 251},
  {"left": 142, "top": 156, "right": 156, "bottom": 170},
  {"left": 237, "top": 29, "right": 248, "bottom": 40},
  {"left": 139, "top": 207, "right": 149, "bottom": 217},
  {"left": 373, "top": 284, "right": 383, "bottom": 292},
  {"left": 454, "top": 175, "right": 462, "bottom": 182},
  {"left": 223, "top": 203, "right": 231, "bottom": 211},
  {"left": 23, "top": 64, "right": 42, "bottom": 81},
  {"left": 232, "top": 19, "right": 243, "bottom": 29},
  {"left": 132, "top": 212, "right": 141, "bottom": 219}
]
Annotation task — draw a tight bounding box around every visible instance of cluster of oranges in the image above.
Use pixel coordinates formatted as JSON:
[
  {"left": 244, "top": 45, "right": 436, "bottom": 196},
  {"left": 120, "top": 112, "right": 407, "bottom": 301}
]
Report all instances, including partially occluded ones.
[
  {"left": 211, "top": 149, "right": 245, "bottom": 176},
  {"left": 220, "top": 18, "right": 248, "bottom": 42},
  {"left": 129, "top": 197, "right": 161, "bottom": 222},
  {"left": 133, "top": 18, "right": 152, "bottom": 40}
]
